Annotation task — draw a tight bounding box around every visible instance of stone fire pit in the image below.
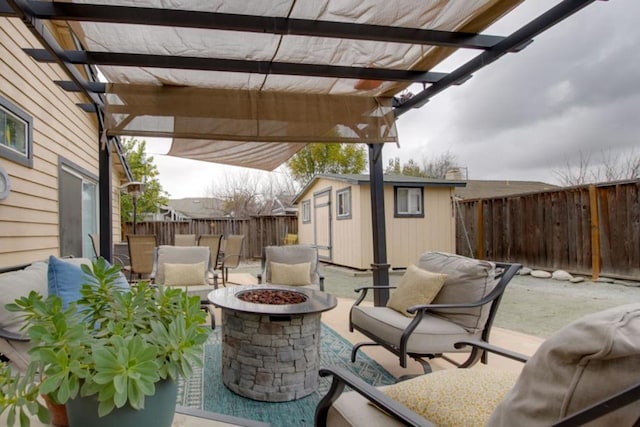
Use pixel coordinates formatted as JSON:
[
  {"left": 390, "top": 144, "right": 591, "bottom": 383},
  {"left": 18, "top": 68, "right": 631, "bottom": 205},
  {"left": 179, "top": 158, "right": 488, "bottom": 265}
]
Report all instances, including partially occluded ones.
[{"left": 208, "top": 285, "right": 337, "bottom": 402}]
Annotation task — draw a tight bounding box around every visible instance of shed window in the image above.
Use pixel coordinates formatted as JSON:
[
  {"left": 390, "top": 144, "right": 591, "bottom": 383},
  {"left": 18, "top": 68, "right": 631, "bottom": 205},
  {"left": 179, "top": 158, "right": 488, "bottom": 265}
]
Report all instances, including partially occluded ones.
[
  {"left": 0, "top": 96, "right": 33, "bottom": 167},
  {"left": 301, "top": 200, "right": 311, "bottom": 223},
  {"left": 395, "top": 187, "right": 424, "bottom": 217},
  {"left": 336, "top": 187, "right": 351, "bottom": 219}
]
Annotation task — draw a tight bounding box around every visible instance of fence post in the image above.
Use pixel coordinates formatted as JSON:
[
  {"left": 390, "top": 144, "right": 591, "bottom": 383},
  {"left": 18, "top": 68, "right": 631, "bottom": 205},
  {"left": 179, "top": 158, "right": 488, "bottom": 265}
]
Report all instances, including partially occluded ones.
[
  {"left": 588, "top": 185, "right": 601, "bottom": 280},
  {"left": 476, "top": 201, "right": 484, "bottom": 260}
]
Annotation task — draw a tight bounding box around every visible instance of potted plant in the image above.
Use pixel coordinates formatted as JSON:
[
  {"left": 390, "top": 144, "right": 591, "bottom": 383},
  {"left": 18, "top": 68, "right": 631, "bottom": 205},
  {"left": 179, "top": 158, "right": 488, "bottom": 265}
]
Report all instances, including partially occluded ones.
[{"left": 0, "top": 258, "right": 208, "bottom": 427}]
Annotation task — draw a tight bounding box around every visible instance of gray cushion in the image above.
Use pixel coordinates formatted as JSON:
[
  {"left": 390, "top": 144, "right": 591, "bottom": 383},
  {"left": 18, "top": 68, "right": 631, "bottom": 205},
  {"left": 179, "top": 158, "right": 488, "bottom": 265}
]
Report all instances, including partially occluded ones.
[
  {"left": 155, "top": 245, "right": 210, "bottom": 285},
  {"left": 488, "top": 303, "right": 640, "bottom": 426},
  {"left": 351, "top": 305, "right": 480, "bottom": 354},
  {"left": 418, "top": 251, "right": 497, "bottom": 332},
  {"left": 264, "top": 245, "right": 319, "bottom": 286}
]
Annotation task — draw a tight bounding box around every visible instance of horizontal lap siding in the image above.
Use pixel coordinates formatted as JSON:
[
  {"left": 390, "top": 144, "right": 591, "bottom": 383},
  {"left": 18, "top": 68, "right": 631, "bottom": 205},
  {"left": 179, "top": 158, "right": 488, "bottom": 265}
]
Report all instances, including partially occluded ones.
[{"left": 0, "top": 17, "right": 100, "bottom": 266}]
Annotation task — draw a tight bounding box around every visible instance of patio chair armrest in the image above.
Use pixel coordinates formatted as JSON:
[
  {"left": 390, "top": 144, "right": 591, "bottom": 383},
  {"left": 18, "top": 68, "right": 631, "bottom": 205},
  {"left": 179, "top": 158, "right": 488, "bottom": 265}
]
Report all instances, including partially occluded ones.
[
  {"left": 257, "top": 271, "right": 263, "bottom": 284},
  {"left": 454, "top": 340, "right": 529, "bottom": 363},
  {"left": 353, "top": 285, "right": 396, "bottom": 305},
  {"left": 316, "top": 367, "right": 434, "bottom": 427},
  {"left": 0, "top": 327, "right": 30, "bottom": 342},
  {"left": 406, "top": 296, "right": 499, "bottom": 314}
]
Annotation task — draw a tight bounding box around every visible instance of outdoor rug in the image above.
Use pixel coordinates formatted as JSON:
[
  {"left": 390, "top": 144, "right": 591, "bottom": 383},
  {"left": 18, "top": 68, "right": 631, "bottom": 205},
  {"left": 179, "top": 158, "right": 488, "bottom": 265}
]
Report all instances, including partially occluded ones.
[{"left": 177, "top": 323, "right": 397, "bottom": 426}]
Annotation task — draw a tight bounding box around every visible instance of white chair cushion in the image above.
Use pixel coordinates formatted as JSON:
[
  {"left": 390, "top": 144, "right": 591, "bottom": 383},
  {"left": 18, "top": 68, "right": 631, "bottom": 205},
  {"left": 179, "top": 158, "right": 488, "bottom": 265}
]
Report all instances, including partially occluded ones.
[
  {"left": 351, "top": 305, "right": 480, "bottom": 354},
  {"left": 264, "top": 245, "right": 319, "bottom": 285},
  {"left": 0, "top": 261, "right": 48, "bottom": 338}
]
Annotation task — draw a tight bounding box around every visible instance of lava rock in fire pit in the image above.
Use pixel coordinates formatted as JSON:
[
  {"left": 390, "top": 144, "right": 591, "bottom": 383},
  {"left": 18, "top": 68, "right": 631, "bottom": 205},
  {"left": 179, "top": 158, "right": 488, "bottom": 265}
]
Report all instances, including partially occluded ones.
[{"left": 237, "top": 289, "right": 308, "bottom": 305}]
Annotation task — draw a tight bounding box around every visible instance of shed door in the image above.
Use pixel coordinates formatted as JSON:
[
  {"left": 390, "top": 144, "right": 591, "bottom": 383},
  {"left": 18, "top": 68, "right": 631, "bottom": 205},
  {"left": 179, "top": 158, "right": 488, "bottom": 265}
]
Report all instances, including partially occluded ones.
[{"left": 313, "top": 188, "right": 332, "bottom": 260}]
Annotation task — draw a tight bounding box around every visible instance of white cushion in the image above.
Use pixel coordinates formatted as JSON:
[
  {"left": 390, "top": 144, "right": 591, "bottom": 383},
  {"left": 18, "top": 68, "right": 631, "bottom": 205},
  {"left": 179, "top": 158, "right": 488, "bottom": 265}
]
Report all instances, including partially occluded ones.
[
  {"left": 156, "top": 245, "right": 210, "bottom": 285},
  {"left": 0, "top": 261, "right": 48, "bottom": 338},
  {"left": 264, "top": 245, "right": 319, "bottom": 285}
]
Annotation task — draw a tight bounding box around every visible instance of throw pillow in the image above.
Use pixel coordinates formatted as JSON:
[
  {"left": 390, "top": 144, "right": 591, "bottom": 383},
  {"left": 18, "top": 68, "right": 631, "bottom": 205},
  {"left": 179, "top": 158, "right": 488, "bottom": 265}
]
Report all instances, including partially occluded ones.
[
  {"left": 487, "top": 303, "right": 640, "bottom": 426},
  {"left": 0, "top": 261, "right": 49, "bottom": 338},
  {"left": 48, "top": 256, "right": 130, "bottom": 309},
  {"left": 269, "top": 261, "right": 312, "bottom": 286},
  {"left": 386, "top": 264, "right": 447, "bottom": 317},
  {"left": 163, "top": 262, "right": 207, "bottom": 286},
  {"left": 418, "top": 251, "right": 496, "bottom": 332},
  {"left": 380, "top": 368, "right": 518, "bottom": 427}
]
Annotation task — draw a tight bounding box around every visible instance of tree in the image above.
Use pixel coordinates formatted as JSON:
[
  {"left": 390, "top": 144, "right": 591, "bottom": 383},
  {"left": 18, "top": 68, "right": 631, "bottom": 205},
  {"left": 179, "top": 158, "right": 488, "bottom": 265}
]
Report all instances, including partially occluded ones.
[
  {"left": 286, "top": 143, "right": 367, "bottom": 185},
  {"left": 120, "top": 137, "right": 169, "bottom": 222},
  {"left": 385, "top": 151, "right": 458, "bottom": 178},
  {"left": 553, "top": 149, "right": 640, "bottom": 186}
]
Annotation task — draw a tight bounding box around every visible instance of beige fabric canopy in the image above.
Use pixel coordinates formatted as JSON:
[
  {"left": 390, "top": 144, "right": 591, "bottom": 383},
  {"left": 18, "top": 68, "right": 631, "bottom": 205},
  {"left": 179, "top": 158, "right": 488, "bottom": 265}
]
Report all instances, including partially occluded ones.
[{"left": 56, "top": 0, "right": 524, "bottom": 169}]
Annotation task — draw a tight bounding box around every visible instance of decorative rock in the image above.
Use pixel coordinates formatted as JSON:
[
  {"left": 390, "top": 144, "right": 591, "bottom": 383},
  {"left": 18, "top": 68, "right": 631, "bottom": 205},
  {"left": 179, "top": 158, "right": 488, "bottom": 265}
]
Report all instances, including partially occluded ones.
[
  {"left": 518, "top": 267, "right": 532, "bottom": 276},
  {"left": 596, "top": 277, "right": 615, "bottom": 284},
  {"left": 551, "top": 270, "right": 573, "bottom": 281},
  {"left": 569, "top": 277, "right": 585, "bottom": 283},
  {"left": 531, "top": 270, "right": 552, "bottom": 279}
]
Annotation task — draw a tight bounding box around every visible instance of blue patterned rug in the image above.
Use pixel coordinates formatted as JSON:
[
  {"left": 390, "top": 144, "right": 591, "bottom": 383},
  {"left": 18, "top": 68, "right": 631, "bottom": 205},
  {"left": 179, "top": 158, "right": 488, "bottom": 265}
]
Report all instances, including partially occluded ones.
[{"left": 177, "top": 323, "right": 396, "bottom": 426}]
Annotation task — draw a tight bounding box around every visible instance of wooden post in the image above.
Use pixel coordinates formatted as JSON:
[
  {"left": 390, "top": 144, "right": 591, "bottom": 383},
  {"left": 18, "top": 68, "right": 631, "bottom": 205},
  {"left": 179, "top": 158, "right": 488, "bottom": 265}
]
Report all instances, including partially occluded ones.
[
  {"left": 476, "top": 201, "right": 484, "bottom": 259},
  {"left": 588, "top": 185, "right": 601, "bottom": 280}
]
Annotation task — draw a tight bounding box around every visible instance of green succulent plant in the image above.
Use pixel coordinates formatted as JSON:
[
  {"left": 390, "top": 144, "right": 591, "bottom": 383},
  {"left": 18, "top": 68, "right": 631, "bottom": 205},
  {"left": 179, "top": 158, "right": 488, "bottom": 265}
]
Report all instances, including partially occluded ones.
[{"left": 0, "top": 258, "right": 208, "bottom": 426}]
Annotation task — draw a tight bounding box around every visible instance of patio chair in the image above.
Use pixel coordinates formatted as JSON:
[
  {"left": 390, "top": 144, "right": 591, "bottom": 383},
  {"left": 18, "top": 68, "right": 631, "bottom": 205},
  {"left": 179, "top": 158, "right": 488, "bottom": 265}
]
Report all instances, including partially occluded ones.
[
  {"left": 257, "top": 244, "right": 324, "bottom": 291},
  {"left": 151, "top": 245, "right": 216, "bottom": 328},
  {"left": 316, "top": 303, "right": 640, "bottom": 427},
  {"left": 174, "top": 233, "right": 197, "bottom": 246},
  {"left": 126, "top": 234, "right": 157, "bottom": 282},
  {"left": 217, "top": 234, "right": 245, "bottom": 285},
  {"left": 197, "top": 234, "right": 223, "bottom": 277},
  {"left": 88, "top": 233, "right": 129, "bottom": 274},
  {"left": 350, "top": 251, "right": 521, "bottom": 371}
]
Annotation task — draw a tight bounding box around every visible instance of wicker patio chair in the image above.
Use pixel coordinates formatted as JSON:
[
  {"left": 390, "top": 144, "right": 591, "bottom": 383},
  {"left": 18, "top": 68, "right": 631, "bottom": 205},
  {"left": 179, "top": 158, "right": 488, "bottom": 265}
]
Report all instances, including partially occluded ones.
[
  {"left": 174, "top": 233, "right": 196, "bottom": 246},
  {"left": 217, "top": 234, "right": 245, "bottom": 285}
]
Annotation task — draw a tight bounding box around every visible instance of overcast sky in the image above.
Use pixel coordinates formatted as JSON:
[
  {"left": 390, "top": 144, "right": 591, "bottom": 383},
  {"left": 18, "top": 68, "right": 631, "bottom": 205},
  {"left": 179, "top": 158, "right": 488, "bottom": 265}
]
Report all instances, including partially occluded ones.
[{"left": 147, "top": 0, "right": 640, "bottom": 199}]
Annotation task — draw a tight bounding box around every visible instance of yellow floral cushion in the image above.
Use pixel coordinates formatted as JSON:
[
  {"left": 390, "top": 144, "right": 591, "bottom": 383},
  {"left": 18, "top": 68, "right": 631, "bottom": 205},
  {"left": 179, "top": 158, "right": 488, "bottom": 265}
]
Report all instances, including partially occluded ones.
[
  {"left": 386, "top": 264, "right": 447, "bottom": 317},
  {"left": 163, "top": 262, "right": 207, "bottom": 286},
  {"left": 380, "top": 369, "right": 518, "bottom": 426},
  {"left": 269, "top": 261, "right": 312, "bottom": 286}
]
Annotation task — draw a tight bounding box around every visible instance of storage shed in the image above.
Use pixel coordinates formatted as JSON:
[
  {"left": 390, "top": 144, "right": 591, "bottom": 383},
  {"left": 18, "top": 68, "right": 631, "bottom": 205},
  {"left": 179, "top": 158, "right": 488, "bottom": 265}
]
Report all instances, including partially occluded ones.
[{"left": 293, "top": 174, "right": 466, "bottom": 270}]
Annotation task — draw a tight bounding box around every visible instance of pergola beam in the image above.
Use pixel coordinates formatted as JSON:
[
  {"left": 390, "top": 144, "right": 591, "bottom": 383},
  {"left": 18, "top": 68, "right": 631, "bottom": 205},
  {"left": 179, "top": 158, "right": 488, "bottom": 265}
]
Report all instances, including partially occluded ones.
[
  {"left": 21, "top": 0, "right": 505, "bottom": 50},
  {"left": 395, "top": 0, "right": 599, "bottom": 116},
  {"left": 25, "top": 49, "right": 447, "bottom": 84}
]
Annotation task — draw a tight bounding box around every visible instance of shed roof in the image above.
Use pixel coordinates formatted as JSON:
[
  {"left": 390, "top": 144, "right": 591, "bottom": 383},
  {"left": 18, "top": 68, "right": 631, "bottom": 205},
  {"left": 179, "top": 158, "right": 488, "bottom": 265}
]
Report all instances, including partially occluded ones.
[{"left": 293, "top": 173, "right": 466, "bottom": 203}]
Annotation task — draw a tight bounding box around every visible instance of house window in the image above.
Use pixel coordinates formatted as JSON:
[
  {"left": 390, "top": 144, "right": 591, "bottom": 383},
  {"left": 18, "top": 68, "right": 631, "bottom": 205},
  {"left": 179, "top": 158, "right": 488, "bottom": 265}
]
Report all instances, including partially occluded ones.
[
  {"left": 301, "top": 200, "right": 311, "bottom": 223},
  {"left": 0, "top": 95, "right": 33, "bottom": 167},
  {"left": 59, "top": 159, "right": 98, "bottom": 258},
  {"left": 336, "top": 187, "right": 351, "bottom": 219},
  {"left": 395, "top": 187, "right": 424, "bottom": 217}
]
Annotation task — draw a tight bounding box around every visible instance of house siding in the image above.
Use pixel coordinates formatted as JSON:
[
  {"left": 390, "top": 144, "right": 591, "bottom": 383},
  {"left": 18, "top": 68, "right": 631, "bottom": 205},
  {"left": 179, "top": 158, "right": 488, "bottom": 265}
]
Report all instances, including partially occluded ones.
[{"left": 0, "top": 17, "right": 121, "bottom": 266}]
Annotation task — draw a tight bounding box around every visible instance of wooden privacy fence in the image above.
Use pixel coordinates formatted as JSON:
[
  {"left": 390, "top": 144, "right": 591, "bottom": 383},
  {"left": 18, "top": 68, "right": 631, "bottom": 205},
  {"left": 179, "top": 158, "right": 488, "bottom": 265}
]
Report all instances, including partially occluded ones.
[
  {"left": 455, "top": 180, "right": 640, "bottom": 281},
  {"left": 121, "top": 215, "right": 298, "bottom": 259}
]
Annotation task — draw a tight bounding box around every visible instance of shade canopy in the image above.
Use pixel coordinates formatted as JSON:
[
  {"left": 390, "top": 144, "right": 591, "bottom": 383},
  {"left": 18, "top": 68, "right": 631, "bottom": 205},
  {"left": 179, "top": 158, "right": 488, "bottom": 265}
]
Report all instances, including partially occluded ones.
[{"left": 2, "top": 0, "right": 600, "bottom": 169}]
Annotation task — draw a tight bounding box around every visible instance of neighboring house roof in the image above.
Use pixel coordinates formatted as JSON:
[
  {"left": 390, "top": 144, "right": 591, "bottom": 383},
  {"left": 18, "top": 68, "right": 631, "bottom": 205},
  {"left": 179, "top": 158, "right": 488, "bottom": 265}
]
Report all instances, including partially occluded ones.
[
  {"left": 166, "top": 197, "right": 225, "bottom": 219},
  {"left": 455, "top": 180, "right": 558, "bottom": 200},
  {"left": 293, "top": 173, "right": 467, "bottom": 204}
]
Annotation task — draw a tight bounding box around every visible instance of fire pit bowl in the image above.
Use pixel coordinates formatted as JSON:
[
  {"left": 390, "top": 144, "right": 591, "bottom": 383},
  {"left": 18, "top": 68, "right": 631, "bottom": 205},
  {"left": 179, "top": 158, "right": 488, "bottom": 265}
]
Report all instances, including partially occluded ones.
[{"left": 236, "top": 288, "right": 308, "bottom": 305}]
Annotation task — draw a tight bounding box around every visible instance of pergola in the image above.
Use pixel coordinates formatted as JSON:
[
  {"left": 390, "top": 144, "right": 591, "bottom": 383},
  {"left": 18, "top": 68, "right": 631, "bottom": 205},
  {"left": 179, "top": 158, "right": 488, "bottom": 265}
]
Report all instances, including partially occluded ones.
[{"left": 2, "top": 0, "right": 602, "bottom": 305}]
